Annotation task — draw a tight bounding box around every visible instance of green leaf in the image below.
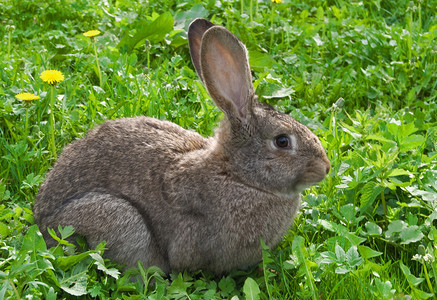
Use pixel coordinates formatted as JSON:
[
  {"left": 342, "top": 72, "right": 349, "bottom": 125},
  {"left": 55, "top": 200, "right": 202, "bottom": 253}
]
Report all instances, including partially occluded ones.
[
  {"left": 58, "top": 225, "right": 75, "bottom": 240},
  {"left": 400, "top": 134, "right": 425, "bottom": 152},
  {"left": 248, "top": 50, "right": 276, "bottom": 72},
  {"left": 358, "top": 245, "right": 383, "bottom": 259},
  {"left": 59, "top": 262, "right": 89, "bottom": 296},
  {"left": 365, "top": 134, "right": 393, "bottom": 143},
  {"left": 262, "top": 86, "right": 295, "bottom": 99},
  {"left": 89, "top": 253, "right": 120, "bottom": 279},
  {"left": 318, "top": 219, "right": 335, "bottom": 232},
  {"left": 261, "top": 239, "right": 274, "bottom": 265},
  {"left": 47, "top": 227, "right": 75, "bottom": 246},
  {"left": 167, "top": 273, "right": 192, "bottom": 297},
  {"left": 387, "top": 168, "right": 412, "bottom": 177},
  {"left": 332, "top": 5, "right": 342, "bottom": 19},
  {"left": 292, "top": 236, "right": 317, "bottom": 294},
  {"left": 173, "top": 4, "right": 209, "bottom": 31},
  {"left": 218, "top": 276, "right": 236, "bottom": 296},
  {"left": 374, "top": 278, "right": 395, "bottom": 299},
  {"left": 411, "top": 287, "right": 435, "bottom": 299},
  {"left": 21, "top": 173, "right": 44, "bottom": 189},
  {"left": 387, "top": 121, "right": 426, "bottom": 152},
  {"left": 339, "top": 203, "right": 357, "bottom": 222},
  {"left": 55, "top": 252, "right": 92, "bottom": 271},
  {"left": 61, "top": 279, "right": 87, "bottom": 296},
  {"left": 386, "top": 120, "right": 401, "bottom": 137},
  {"left": 365, "top": 222, "right": 382, "bottom": 236},
  {"left": 360, "top": 181, "right": 385, "bottom": 212},
  {"left": 340, "top": 122, "right": 362, "bottom": 139},
  {"left": 399, "top": 261, "right": 424, "bottom": 286},
  {"left": 335, "top": 266, "right": 350, "bottom": 274},
  {"left": 331, "top": 222, "right": 365, "bottom": 246},
  {"left": 20, "top": 224, "right": 48, "bottom": 254},
  {"left": 45, "top": 287, "right": 57, "bottom": 300},
  {"left": 260, "top": 238, "right": 275, "bottom": 298},
  {"left": 0, "top": 222, "right": 10, "bottom": 238},
  {"left": 344, "top": 231, "right": 366, "bottom": 247},
  {"left": 404, "top": 186, "right": 437, "bottom": 202},
  {"left": 88, "top": 284, "right": 102, "bottom": 298},
  {"left": 316, "top": 6, "right": 324, "bottom": 20},
  {"left": 385, "top": 220, "right": 407, "bottom": 239},
  {"left": 169, "top": 31, "right": 187, "bottom": 48},
  {"left": 19, "top": 225, "right": 55, "bottom": 276},
  {"left": 243, "top": 277, "right": 260, "bottom": 300},
  {"left": 334, "top": 244, "right": 346, "bottom": 263},
  {"left": 345, "top": 246, "right": 364, "bottom": 268},
  {"left": 406, "top": 212, "right": 418, "bottom": 226},
  {"left": 399, "top": 225, "right": 424, "bottom": 244},
  {"left": 118, "top": 12, "right": 174, "bottom": 53}
]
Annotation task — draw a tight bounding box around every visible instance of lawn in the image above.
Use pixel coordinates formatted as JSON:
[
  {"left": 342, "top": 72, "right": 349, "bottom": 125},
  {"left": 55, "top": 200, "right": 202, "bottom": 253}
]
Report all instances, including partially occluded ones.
[{"left": 0, "top": 0, "right": 436, "bottom": 298}]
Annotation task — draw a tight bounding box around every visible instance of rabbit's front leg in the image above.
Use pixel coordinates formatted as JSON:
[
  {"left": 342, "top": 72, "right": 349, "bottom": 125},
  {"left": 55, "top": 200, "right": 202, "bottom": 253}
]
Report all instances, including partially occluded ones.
[{"left": 39, "top": 191, "right": 170, "bottom": 272}]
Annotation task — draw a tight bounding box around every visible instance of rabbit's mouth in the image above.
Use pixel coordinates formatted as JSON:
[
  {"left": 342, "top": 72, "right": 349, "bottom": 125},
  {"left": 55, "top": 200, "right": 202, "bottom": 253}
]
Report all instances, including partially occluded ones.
[
  {"left": 294, "top": 180, "right": 322, "bottom": 193},
  {"left": 292, "top": 164, "right": 329, "bottom": 193}
]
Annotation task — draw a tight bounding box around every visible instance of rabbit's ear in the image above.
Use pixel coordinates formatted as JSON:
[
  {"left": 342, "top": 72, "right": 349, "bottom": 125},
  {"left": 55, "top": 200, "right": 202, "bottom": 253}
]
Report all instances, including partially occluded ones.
[
  {"left": 200, "top": 26, "right": 254, "bottom": 120},
  {"left": 188, "top": 18, "right": 215, "bottom": 83}
]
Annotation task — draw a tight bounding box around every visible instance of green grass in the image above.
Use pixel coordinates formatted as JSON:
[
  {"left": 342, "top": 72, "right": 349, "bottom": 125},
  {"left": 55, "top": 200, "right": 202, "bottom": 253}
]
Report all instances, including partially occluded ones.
[{"left": 1, "top": 0, "right": 436, "bottom": 298}]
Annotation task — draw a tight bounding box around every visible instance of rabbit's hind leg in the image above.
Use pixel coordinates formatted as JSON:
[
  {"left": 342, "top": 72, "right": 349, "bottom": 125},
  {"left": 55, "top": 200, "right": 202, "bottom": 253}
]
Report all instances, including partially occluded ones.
[{"left": 39, "top": 191, "right": 169, "bottom": 272}]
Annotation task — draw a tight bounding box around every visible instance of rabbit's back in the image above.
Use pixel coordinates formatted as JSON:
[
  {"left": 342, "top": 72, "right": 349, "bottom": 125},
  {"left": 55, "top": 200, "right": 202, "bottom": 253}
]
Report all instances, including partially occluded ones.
[{"left": 34, "top": 116, "right": 208, "bottom": 221}]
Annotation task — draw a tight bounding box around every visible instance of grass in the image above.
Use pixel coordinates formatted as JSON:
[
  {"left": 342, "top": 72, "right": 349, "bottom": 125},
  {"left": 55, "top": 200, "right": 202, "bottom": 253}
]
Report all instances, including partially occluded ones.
[{"left": 1, "top": 0, "right": 436, "bottom": 298}]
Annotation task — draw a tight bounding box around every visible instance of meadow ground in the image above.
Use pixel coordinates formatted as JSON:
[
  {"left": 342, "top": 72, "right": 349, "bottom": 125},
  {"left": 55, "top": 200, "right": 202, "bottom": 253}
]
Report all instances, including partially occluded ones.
[{"left": 0, "top": 0, "right": 436, "bottom": 298}]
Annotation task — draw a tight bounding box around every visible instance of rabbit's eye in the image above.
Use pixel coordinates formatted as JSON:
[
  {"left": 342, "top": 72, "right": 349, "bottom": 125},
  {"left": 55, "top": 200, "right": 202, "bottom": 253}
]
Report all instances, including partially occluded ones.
[{"left": 274, "top": 135, "right": 292, "bottom": 149}]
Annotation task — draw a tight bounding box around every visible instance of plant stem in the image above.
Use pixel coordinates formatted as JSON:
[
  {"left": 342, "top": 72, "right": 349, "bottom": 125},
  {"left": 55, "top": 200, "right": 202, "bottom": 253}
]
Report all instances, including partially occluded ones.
[
  {"left": 24, "top": 106, "right": 29, "bottom": 139},
  {"left": 255, "top": 0, "right": 259, "bottom": 18},
  {"left": 7, "top": 29, "right": 12, "bottom": 59},
  {"left": 262, "top": 262, "right": 272, "bottom": 299},
  {"left": 407, "top": 9, "right": 413, "bottom": 62},
  {"left": 11, "top": 60, "right": 20, "bottom": 87},
  {"left": 9, "top": 279, "right": 21, "bottom": 299},
  {"left": 147, "top": 45, "right": 150, "bottom": 70},
  {"left": 270, "top": 3, "right": 275, "bottom": 50},
  {"left": 93, "top": 40, "right": 102, "bottom": 87},
  {"left": 49, "top": 86, "right": 57, "bottom": 160},
  {"left": 381, "top": 191, "right": 387, "bottom": 217},
  {"left": 422, "top": 262, "right": 434, "bottom": 295},
  {"left": 249, "top": 0, "right": 253, "bottom": 24}
]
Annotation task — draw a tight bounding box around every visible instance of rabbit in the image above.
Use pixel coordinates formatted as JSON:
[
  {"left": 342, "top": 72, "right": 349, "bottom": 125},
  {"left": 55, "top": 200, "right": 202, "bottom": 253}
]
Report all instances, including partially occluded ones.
[{"left": 33, "top": 18, "right": 330, "bottom": 275}]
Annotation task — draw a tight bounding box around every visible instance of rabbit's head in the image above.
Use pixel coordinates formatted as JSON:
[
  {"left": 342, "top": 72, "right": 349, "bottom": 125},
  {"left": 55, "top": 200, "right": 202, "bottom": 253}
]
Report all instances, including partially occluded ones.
[{"left": 189, "top": 19, "right": 330, "bottom": 198}]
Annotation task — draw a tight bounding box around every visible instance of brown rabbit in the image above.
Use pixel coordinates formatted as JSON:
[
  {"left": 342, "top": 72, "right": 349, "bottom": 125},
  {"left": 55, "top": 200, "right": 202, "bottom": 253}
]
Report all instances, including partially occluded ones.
[{"left": 33, "top": 18, "right": 330, "bottom": 274}]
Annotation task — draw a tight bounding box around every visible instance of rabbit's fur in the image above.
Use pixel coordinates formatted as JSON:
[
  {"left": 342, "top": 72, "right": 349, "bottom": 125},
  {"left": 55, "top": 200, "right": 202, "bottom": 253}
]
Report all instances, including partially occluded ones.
[{"left": 33, "top": 19, "right": 330, "bottom": 274}]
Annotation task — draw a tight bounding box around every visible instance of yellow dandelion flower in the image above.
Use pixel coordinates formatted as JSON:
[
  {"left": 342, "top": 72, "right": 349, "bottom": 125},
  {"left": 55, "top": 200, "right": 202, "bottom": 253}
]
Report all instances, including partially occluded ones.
[
  {"left": 83, "top": 30, "right": 101, "bottom": 38},
  {"left": 40, "top": 70, "right": 65, "bottom": 85},
  {"left": 272, "top": 0, "right": 282, "bottom": 3},
  {"left": 15, "top": 92, "right": 41, "bottom": 101}
]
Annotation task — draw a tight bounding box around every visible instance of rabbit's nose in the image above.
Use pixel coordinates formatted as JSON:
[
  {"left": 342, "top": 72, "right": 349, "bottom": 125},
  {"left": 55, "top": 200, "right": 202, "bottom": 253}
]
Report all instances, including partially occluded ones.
[
  {"left": 325, "top": 163, "right": 331, "bottom": 175},
  {"left": 323, "top": 156, "right": 331, "bottom": 174}
]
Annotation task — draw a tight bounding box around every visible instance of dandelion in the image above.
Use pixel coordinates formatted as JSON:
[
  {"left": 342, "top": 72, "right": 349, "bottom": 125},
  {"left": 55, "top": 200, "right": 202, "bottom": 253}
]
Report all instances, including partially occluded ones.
[
  {"left": 272, "top": 0, "right": 282, "bottom": 3},
  {"left": 15, "top": 92, "right": 40, "bottom": 101},
  {"left": 83, "top": 30, "right": 103, "bottom": 87},
  {"left": 40, "top": 70, "right": 65, "bottom": 85},
  {"left": 16, "top": 92, "right": 40, "bottom": 138},
  {"left": 83, "top": 30, "right": 101, "bottom": 38},
  {"left": 40, "top": 70, "right": 64, "bottom": 159}
]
